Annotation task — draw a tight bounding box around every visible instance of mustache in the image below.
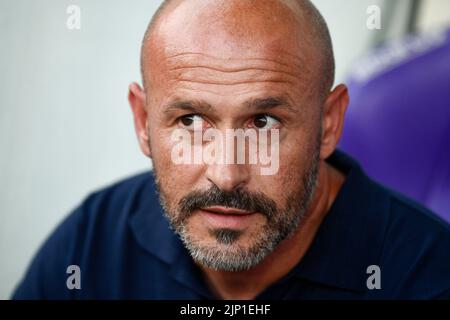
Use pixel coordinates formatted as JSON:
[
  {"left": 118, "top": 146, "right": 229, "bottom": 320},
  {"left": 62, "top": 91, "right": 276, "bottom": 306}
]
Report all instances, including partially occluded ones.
[{"left": 177, "top": 184, "right": 278, "bottom": 223}]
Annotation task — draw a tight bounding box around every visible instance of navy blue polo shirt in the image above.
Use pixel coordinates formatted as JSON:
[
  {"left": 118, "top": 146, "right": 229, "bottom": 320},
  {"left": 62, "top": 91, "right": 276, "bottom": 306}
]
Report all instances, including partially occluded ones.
[{"left": 12, "top": 151, "right": 450, "bottom": 299}]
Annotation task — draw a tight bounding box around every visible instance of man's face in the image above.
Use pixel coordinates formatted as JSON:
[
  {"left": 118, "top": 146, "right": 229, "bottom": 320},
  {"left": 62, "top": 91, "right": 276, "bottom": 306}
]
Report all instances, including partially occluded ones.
[{"left": 140, "top": 0, "right": 326, "bottom": 271}]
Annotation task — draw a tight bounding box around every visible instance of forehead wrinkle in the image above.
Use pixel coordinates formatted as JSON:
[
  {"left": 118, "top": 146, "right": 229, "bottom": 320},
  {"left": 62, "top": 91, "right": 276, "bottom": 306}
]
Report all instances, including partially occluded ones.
[
  {"left": 168, "top": 65, "right": 300, "bottom": 80},
  {"left": 164, "top": 69, "right": 312, "bottom": 102},
  {"left": 167, "top": 64, "right": 308, "bottom": 87},
  {"left": 164, "top": 52, "right": 309, "bottom": 74},
  {"left": 174, "top": 78, "right": 295, "bottom": 87},
  {"left": 171, "top": 84, "right": 300, "bottom": 101},
  {"left": 172, "top": 85, "right": 237, "bottom": 97},
  {"left": 163, "top": 54, "right": 311, "bottom": 89}
]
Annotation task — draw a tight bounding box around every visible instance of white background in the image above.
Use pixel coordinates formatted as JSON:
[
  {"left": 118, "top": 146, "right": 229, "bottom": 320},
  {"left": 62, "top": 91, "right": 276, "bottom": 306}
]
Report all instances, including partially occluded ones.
[{"left": 1, "top": 0, "right": 449, "bottom": 299}]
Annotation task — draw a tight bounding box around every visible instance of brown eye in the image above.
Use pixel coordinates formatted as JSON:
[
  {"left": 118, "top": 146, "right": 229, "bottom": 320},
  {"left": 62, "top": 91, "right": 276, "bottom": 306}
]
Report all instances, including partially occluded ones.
[
  {"left": 253, "top": 114, "right": 280, "bottom": 129},
  {"left": 254, "top": 115, "right": 268, "bottom": 128},
  {"left": 180, "top": 115, "right": 194, "bottom": 127},
  {"left": 179, "top": 114, "right": 204, "bottom": 130}
]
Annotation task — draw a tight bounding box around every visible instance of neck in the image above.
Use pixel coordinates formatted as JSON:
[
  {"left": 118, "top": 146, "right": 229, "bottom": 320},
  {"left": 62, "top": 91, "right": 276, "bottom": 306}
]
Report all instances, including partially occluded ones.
[{"left": 198, "top": 160, "right": 345, "bottom": 300}]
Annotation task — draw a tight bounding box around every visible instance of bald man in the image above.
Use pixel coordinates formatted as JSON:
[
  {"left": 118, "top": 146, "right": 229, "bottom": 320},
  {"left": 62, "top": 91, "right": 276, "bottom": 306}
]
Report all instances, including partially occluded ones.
[{"left": 13, "top": 0, "right": 450, "bottom": 300}]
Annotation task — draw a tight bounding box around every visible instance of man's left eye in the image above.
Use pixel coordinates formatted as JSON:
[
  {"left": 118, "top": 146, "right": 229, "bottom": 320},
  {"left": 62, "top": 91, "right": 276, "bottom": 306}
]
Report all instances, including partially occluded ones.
[{"left": 252, "top": 114, "right": 280, "bottom": 129}]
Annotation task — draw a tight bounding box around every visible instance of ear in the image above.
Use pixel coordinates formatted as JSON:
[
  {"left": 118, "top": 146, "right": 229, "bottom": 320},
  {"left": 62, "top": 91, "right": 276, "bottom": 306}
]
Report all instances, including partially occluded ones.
[
  {"left": 320, "top": 84, "right": 349, "bottom": 160},
  {"left": 128, "top": 82, "right": 152, "bottom": 158}
]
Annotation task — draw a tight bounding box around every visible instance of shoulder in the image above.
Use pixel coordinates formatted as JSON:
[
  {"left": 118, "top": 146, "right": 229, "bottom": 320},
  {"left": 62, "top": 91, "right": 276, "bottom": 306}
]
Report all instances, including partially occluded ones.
[
  {"left": 82, "top": 171, "right": 153, "bottom": 212},
  {"left": 60, "top": 171, "right": 155, "bottom": 250},
  {"left": 12, "top": 171, "right": 154, "bottom": 299},
  {"left": 78, "top": 171, "right": 154, "bottom": 225},
  {"left": 377, "top": 185, "right": 450, "bottom": 298}
]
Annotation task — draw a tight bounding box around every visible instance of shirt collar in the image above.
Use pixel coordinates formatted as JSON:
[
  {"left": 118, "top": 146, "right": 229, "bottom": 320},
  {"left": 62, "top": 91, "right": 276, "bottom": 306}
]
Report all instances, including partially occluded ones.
[{"left": 129, "top": 150, "right": 391, "bottom": 294}]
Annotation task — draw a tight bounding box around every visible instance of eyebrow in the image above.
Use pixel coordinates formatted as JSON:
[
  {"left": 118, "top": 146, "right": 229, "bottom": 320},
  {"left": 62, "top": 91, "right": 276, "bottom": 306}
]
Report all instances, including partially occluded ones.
[
  {"left": 163, "top": 96, "right": 298, "bottom": 115},
  {"left": 245, "top": 96, "right": 298, "bottom": 114},
  {"left": 163, "top": 100, "right": 214, "bottom": 114}
]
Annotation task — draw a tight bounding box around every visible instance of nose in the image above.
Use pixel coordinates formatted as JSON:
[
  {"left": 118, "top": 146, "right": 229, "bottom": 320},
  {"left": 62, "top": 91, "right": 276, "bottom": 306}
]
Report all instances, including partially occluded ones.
[{"left": 205, "top": 163, "right": 250, "bottom": 192}]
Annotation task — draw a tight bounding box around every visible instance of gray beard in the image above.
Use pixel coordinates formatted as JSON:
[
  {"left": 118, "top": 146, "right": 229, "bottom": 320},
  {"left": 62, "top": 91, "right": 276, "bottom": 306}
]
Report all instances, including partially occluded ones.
[
  {"left": 152, "top": 132, "right": 321, "bottom": 272},
  {"left": 179, "top": 160, "right": 317, "bottom": 271}
]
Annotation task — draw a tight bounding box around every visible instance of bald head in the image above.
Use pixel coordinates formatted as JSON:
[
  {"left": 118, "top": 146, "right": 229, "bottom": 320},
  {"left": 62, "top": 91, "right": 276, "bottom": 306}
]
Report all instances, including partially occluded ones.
[{"left": 140, "top": 0, "right": 335, "bottom": 97}]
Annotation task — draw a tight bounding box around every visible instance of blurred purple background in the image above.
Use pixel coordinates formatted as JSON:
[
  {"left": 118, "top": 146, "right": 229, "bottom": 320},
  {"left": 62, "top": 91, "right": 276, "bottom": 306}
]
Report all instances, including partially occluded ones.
[{"left": 340, "top": 28, "right": 450, "bottom": 221}]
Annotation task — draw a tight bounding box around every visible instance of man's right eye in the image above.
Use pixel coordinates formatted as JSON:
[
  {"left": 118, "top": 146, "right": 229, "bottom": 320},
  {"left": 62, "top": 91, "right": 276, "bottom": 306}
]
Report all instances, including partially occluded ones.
[{"left": 178, "top": 114, "right": 205, "bottom": 130}]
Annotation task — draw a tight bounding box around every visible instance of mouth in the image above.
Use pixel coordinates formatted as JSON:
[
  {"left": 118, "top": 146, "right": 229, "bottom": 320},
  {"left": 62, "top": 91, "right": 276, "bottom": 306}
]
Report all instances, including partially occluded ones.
[
  {"left": 198, "top": 206, "right": 258, "bottom": 230},
  {"left": 201, "top": 206, "right": 255, "bottom": 215}
]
